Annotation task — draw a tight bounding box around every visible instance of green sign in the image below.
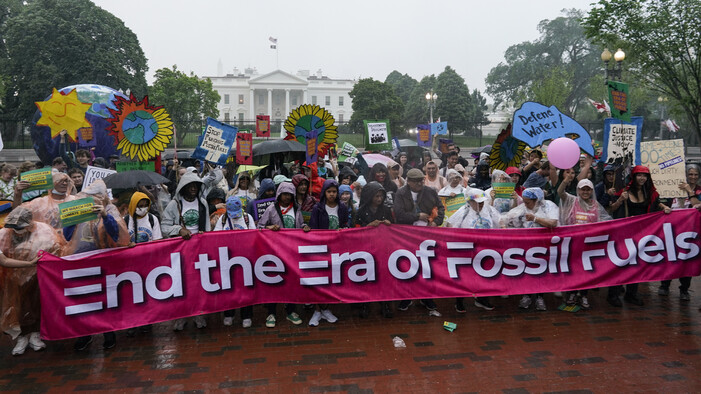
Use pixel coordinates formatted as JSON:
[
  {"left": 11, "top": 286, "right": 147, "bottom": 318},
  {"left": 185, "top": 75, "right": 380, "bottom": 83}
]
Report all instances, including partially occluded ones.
[
  {"left": 20, "top": 167, "right": 53, "bottom": 192},
  {"left": 607, "top": 81, "right": 631, "bottom": 122},
  {"left": 59, "top": 197, "right": 96, "bottom": 227},
  {"left": 364, "top": 120, "right": 392, "bottom": 151},
  {"left": 493, "top": 182, "right": 516, "bottom": 199},
  {"left": 116, "top": 161, "right": 156, "bottom": 172}
]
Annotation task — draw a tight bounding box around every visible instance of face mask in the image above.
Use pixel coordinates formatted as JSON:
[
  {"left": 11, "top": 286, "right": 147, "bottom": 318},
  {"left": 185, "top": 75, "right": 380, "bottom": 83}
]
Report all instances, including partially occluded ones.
[
  {"left": 136, "top": 207, "right": 148, "bottom": 217},
  {"left": 52, "top": 189, "right": 66, "bottom": 196}
]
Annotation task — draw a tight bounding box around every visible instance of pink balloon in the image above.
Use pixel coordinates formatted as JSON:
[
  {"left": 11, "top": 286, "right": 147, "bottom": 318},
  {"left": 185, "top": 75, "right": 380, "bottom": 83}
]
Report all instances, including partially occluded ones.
[{"left": 547, "top": 138, "right": 580, "bottom": 169}]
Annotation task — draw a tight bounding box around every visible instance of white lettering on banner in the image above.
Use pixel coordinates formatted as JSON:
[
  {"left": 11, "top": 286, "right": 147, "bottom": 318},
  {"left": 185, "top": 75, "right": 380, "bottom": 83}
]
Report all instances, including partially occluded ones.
[{"left": 57, "top": 222, "right": 700, "bottom": 317}]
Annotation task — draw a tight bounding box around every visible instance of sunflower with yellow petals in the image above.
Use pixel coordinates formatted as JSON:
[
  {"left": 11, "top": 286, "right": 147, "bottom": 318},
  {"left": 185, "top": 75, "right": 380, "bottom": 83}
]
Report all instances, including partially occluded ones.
[
  {"left": 489, "top": 123, "right": 527, "bottom": 171},
  {"left": 283, "top": 104, "right": 338, "bottom": 156},
  {"left": 106, "top": 94, "right": 174, "bottom": 161}
]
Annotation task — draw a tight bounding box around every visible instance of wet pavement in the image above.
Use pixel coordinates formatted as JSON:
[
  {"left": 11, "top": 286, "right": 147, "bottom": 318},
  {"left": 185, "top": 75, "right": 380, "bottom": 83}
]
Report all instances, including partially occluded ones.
[{"left": 1, "top": 280, "right": 700, "bottom": 393}]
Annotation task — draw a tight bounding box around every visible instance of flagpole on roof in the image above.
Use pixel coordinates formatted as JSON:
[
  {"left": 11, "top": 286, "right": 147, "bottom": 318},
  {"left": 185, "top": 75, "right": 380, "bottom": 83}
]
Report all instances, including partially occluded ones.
[{"left": 269, "top": 36, "right": 279, "bottom": 69}]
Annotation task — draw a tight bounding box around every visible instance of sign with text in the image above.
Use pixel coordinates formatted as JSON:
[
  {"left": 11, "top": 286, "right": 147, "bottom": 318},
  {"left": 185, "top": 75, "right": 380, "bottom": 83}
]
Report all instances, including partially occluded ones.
[
  {"left": 493, "top": 182, "right": 516, "bottom": 199},
  {"left": 20, "top": 167, "right": 53, "bottom": 192},
  {"left": 77, "top": 127, "right": 96, "bottom": 148},
  {"left": 192, "top": 117, "right": 238, "bottom": 166},
  {"left": 512, "top": 102, "right": 594, "bottom": 156},
  {"left": 607, "top": 81, "right": 631, "bottom": 122},
  {"left": 83, "top": 166, "right": 116, "bottom": 190},
  {"left": 439, "top": 193, "right": 465, "bottom": 223},
  {"left": 58, "top": 197, "right": 96, "bottom": 227},
  {"left": 253, "top": 197, "right": 276, "bottom": 221},
  {"left": 640, "top": 139, "right": 686, "bottom": 198},
  {"left": 601, "top": 117, "right": 643, "bottom": 165},
  {"left": 38, "top": 210, "right": 701, "bottom": 339},
  {"left": 417, "top": 124, "right": 431, "bottom": 147},
  {"left": 256, "top": 115, "right": 271, "bottom": 138},
  {"left": 236, "top": 132, "right": 253, "bottom": 165},
  {"left": 364, "top": 120, "right": 392, "bottom": 150},
  {"left": 115, "top": 161, "right": 156, "bottom": 172},
  {"left": 338, "top": 142, "right": 359, "bottom": 164}
]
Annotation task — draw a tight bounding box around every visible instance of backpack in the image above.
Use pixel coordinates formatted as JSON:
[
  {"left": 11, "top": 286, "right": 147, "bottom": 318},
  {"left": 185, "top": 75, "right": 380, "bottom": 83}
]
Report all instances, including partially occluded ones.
[{"left": 125, "top": 213, "right": 155, "bottom": 229}]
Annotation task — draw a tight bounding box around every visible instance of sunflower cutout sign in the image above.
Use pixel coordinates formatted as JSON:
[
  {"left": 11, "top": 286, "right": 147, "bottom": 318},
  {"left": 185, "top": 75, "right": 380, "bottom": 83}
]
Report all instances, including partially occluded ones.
[
  {"left": 489, "top": 123, "right": 526, "bottom": 171},
  {"left": 107, "top": 94, "right": 174, "bottom": 161},
  {"left": 283, "top": 104, "right": 338, "bottom": 164},
  {"left": 35, "top": 88, "right": 92, "bottom": 141}
]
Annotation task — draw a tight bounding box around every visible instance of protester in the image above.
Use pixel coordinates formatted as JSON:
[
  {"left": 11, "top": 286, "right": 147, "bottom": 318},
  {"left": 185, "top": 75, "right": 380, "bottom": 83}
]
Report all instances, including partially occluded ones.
[
  {"left": 338, "top": 184, "right": 356, "bottom": 227},
  {"left": 51, "top": 157, "right": 67, "bottom": 173},
  {"left": 607, "top": 165, "right": 672, "bottom": 307},
  {"left": 125, "top": 191, "right": 163, "bottom": 245},
  {"left": 0, "top": 207, "right": 63, "bottom": 355},
  {"left": 226, "top": 171, "right": 257, "bottom": 210},
  {"left": 438, "top": 169, "right": 467, "bottom": 197},
  {"left": 338, "top": 165, "right": 357, "bottom": 185},
  {"left": 273, "top": 174, "right": 291, "bottom": 188},
  {"left": 206, "top": 187, "right": 227, "bottom": 229},
  {"left": 0, "top": 163, "right": 17, "bottom": 201},
  {"left": 67, "top": 168, "right": 85, "bottom": 193},
  {"left": 59, "top": 130, "right": 91, "bottom": 173},
  {"left": 308, "top": 179, "right": 348, "bottom": 326},
  {"left": 501, "top": 187, "right": 559, "bottom": 311},
  {"left": 505, "top": 167, "right": 525, "bottom": 195},
  {"left": 485, "top": 169, "right": 522, "bottom": 213},
  {"left": 440, "top": 151, "right": 460, "bottom": 177},
  {"left": 468, "top": 160, "right": 491, "bottom": 190},
  {"left": 13, "top": 172, "right": 77, "bottom": 232},
  {"left": 423, "top": 160, "right": 447, "bottom": 191},
  {"left": 397, "top": 152, "right": 412, "bottom": 177},
  {"left": 368, "top": 163, "right": 397, "bottom": 205},
  {"left": 521, "top": 149, "right": 543, "bottom": 181},
  {"left": 291, "top": 174, "right": 318, "bottom": 218},
  {"left": 393, "top": 168, "right": 444, "bottom": 315},
  {"left": 522, "top": 160, "right": 551, "bottom": 189},
  {"left": 388, "top": 160, "right": 405, "bottom": 189},
  {"left": 595, "top": 164, "right": 617, "bottom": 214},
  {"left": 246, "top": 178, "right": 275, "bottom": 221}
]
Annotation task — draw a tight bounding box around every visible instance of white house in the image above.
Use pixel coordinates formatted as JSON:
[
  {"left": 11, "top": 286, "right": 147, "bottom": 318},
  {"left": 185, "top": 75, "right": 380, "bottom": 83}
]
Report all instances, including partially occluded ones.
[{"left": 205, "top": 68, "right": 356, "bottom": 131}]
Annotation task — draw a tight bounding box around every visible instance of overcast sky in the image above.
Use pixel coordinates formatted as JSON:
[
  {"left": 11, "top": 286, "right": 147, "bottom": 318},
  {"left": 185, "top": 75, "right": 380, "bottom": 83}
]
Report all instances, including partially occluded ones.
[{"left": 93, "top": 0, "right": 596, "bottom": 102}]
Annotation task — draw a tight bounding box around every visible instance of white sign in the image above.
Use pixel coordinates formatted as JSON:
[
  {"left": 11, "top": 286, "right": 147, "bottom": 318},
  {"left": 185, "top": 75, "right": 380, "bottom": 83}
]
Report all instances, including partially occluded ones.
[
  {"left": 83, "top": 165, "right": 116, "bottom": 199},
  {"left": 640, "top": 139, "right": 686, "bottom": 198},
  {"left": 606, "top": 123, "right": 637, "bottom": 164},
  {"left": 367, "top": 122, "right": 389, "bottom": 145}
]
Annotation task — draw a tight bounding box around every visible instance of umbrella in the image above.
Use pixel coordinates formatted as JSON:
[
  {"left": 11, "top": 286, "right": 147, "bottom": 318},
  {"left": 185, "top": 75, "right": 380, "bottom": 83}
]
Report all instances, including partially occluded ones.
[
  {"left": 471, "top": 145, "right": 492, "bottom": 158},
  {"left": 252, "top": 139, "right": 305, "bottom": 156},
  {"left": 103, "top": 170, "right": 170, "bottom": 189},
  {"left": 396, "top": 138, "right": 419, "bottom": 147},
  {"left": 360, "top": 153, "right": 395, "bottom": 168},
  {"left": 163, "top": 150, "right": 194, "bottom": 160},
  {"left": 236, "top": 165, "right": 267, "bottom": 175}
]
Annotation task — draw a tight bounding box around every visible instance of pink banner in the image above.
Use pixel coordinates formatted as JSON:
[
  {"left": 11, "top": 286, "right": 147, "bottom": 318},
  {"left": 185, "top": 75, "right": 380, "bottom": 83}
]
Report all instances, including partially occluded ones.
[{"left": 39, "top": 210, "right": 701, "bottom": 340}]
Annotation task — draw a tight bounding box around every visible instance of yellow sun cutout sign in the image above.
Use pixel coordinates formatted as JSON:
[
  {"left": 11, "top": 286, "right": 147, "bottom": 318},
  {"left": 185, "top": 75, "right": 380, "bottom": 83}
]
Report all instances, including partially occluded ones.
[{"left": 35, "top": 88, "right": 92, "bottom": 140}]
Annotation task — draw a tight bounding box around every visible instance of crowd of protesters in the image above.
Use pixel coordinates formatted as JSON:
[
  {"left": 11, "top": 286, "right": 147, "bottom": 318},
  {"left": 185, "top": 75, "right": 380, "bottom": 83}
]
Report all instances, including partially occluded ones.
[{"left": 0, "top": 136, "right": 700, "bottom": 356}]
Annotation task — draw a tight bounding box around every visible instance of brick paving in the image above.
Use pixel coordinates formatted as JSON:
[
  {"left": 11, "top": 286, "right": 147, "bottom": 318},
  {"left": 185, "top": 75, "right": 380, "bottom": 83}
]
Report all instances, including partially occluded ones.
[{"left": 1, "top": 281, "right": 700, "bottom": 393}]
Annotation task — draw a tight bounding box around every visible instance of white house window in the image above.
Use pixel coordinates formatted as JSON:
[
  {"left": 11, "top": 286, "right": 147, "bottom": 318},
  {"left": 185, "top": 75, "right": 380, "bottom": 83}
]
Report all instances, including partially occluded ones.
[
  {"left": 312, "top": 96, "right": 317, "bottom": 105},
  {"left": 238, "top": 113, "right": 244, "bottom": 124},
  {"left": 339, "top": 96, "right": 344, "bottom": 106},
  {"left": 258, "top": 94, "right": 264, "bottom": 105},
  {"left": 338, "top": 113, "right": 344, "bottom": 123},
  {"left": 224, "top": 112, "right": 230, "bottom": 122},
  {"left": 238, "top": 94, "right": 244, "bottom": 104},
  {"left": 224, "top": 94, "right": 230, "bottom": 104},
  {"left": 325, "top": 96, "right": 330, "bottom": 106}
]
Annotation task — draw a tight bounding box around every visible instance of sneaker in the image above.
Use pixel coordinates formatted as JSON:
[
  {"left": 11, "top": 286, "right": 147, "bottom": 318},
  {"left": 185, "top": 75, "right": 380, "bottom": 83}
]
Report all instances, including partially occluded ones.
[
  {"left": 381, "top": 302, "right": 393, "bottom": 318},
  {"left": 12, "top": 335, "right": 29, "bottom": 356},
  {"left": 658, "top": 286, "right": 670, "bottom": 296},
  {"left": 420, "top": 299, "right": 438, "bottom": 311},
  {"left": 607, "top": 296, "right": 622, "bottom": 307},
  {"left": 173, "top": 319, "right": 186, "bottom": 331},
  {"left": 73, "top": 336, "right": 92, "bottom": 352},
  {"left": 428, "top": 310, "right": 442, "bottom": 317},
  {"left": 397, "top": 300, "right": 413, "bottom": 311},
  {"left": 103, "top": 332, "right": 116, "bottom": 350},
  {"left": 519, "top": 295, "right": 532, "bottom": 309},
  {"left": 242, "top": 318, "right": 252, "bottom": 328},
  {"left": 474, "top": 298, "right": 495, "bottom": 311},
  {"left": 308, "top": 310, "right": 322, "bottom": 327},
  {"left": 223, "top": 317, "right": 233, "bottom": 326},
  {"left": 580, "top": 296, "right": 591, "bottom": 309},
  {"left": 28, "top": 332, "right": 46, "bottom": 351},
  {"left": 566, "top": 293, "right": 577, "bottom": 306},
  {"left": 455, "top": 299, "right": 466, "bottom": 313},
  {"left": 680, "top": 291, "right": 690, "bottom": 301},
  {"left": 535, "top": 296, "right": 546, "bottom": 311},
  {"left": 624, "top": 295, "right": 644, "bottom": 306},
  {"left": 320, "top": 309, "right": 338, "bottom": 323},
  {"left": 265, "top": 314, "right": 276, "bottom": 328},
  {"left": 287, "top": 312, "right": 303, "bottom": 325},
  {"left": 195, "top": 316, "right": 207, "bottom": 329}
]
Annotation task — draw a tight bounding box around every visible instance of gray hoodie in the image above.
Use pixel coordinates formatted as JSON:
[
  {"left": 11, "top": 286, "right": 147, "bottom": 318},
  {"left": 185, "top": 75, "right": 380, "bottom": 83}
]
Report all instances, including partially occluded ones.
[
  {"left": 161, "top": 168, "right": 223, "bottom": 237},
  {"left": 257, "top": 181, "right": 305, "bottom": 229}
]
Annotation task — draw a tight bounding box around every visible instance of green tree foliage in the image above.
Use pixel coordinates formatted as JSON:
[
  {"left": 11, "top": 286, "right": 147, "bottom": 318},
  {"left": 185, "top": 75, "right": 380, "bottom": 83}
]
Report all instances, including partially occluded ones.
[
  {"left": 0, "top": 0, "right": 148, "bottom": 120},
  {"left": 583, "top": 0, "right": 701, "bottom": 144},
  {"left": 348, "top": 78, "right": 403, "bottom": 132},
  {"left": 384, "top": 71, "right": 418, "bottom": 105},
  {"left": 434, "top": 66, "right": 474, "bottom": 130},
  {"left": 403, "top": 75, "right": 437, "bottom": 126},
  {"left": 149, "top": 65, "right": 220, "bottom": 145},
  {"left": 486, "top": 9, "right": 600, "bottom": 116}
]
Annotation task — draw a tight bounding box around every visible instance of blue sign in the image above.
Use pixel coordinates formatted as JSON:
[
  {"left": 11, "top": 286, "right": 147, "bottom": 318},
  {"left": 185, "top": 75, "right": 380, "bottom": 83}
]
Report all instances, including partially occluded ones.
[
  {"left": 430, "top": 121, "right": 448, "bottom": 135},
  {"left": 512, "top": 102, "right": 593, "bottom": 156},
  {"left": 601, "top": 117, "right": 643, "bottom": 165},
  {"left": 192, "top": 117, "right": 238, "bottom": 166}
]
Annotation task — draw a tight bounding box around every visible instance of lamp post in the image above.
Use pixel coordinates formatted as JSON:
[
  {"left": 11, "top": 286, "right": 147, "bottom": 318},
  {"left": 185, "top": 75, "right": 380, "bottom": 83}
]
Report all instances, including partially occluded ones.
[
  {"left": 601, "top": 48, "right": 626, "bottom": 82},
  {"left": 425, "top": 89, "right": 437, "bottom": 124},
  {"left": 658, "top": 96, "right": 668, "bottom": 140}
]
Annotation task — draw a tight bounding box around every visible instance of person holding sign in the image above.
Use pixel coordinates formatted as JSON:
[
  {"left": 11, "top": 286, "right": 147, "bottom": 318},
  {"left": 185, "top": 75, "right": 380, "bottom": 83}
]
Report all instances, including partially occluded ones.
[
  {"left": 438, "top": 169, "right": 467, "bottom": 197},
  {"left": 0, "top": 163, "right": 17, "bottom": 201},
  {"left": 607, "top": 165, "right": 672, "bottom": 307},
  {"left": 485, "top": 170, "right": 522, "bottom": 214},
  {"left": 0, "top": 207, "right": 64, "bottom": 356},
  {"left": 14, "top": 172, "right": 77, "bottom": 232}
]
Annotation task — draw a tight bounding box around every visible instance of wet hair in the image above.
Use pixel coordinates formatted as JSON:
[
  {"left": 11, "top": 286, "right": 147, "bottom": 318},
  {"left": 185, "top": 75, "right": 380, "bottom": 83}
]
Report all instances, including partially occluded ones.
[
  {"left": 52, "top": 157, "right": 65, "bottom": 166},
  {"left": 67, "top": 168, "right": 83, "bottom": 177},
  {"left": 76, "top": 149, "right": 90, "bottom": 158}
]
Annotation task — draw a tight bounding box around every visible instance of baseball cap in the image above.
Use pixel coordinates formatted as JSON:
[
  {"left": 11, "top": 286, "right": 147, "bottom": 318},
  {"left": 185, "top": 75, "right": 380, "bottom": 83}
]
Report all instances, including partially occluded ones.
[
  {"left": 577, "top": 179, "right": 594, "bottom": 189},
  {"left": 406, "top": 168, "right": 424, "bottom": 180},
  {"left": 465, "top": 189, "right": 488, "bottom": 203}
]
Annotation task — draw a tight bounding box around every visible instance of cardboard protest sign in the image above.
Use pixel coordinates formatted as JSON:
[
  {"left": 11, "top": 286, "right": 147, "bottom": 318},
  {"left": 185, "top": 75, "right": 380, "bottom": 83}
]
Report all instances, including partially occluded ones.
[
  {"left": 256, "top": 115, "right": 271, "bottom": 137},
  {"left": 77, "top": 127, "right": 97, "bottom": 148},
  {"left": 439, "top": 194, "right": 465, "bottom": 225},
  {"left": 512, "top": 102, "right": 594, "bottom": 156},
  {"left": 338, "top": 142, "right": 359, "bottom": 164},
  {"left": 640, "top": 139, "right": 686, "bottom": 198},
  {"left": 59, "top": 197, "right": 96, "bottom": 227},
  {"left": 236, "top": 132, "right": 253, "bottom": 165},
  {"left": 115, "top": 161, "right": 156, "bottom": 172},
  {"left": 301, "top": 210, "right": 312, "bottom": 224},
  {"left": 417, "top": 124, "right": 431, "bottom": 147},
  {"left": 493, "top": 182, "right": 516, "bottom": 199},
  {"left": 364, "top": 120, "right": 392, "bottom": 150},
  {"left": 20, "top": 167, "right": 53, "bottom": 192},
  {"left": 252, "top": 197, "right": 276, "bottom": 221},
  {"left": 439, "top": 139, "right": 453, "bottom": 154},
  {"left": 601, "top": 117, "right": 643, "bottom": 165},
  {"left": 192, "top": 117, "right": 238, "bottom": 166},
  {"left": 83, "top": 166, "right": 116, "bottom": 189},
  {"left": 607, "top": 81, "right": 631, "bottom": 122},
  {"left": 431, "top": 121, "right": 448, "bottom": 135}
]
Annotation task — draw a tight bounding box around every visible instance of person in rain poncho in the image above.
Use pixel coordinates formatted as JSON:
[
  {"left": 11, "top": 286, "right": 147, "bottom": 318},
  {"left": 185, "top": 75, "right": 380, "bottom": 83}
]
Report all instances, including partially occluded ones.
[
  {"left": 485, "top": 169, "right": 522, "bottom": 214},
  {"left": 13, "top": 171, "right": 77, "bottom": 232},
  {"left": 558, "top": 176, "right": 612, "bottom": 309},
  {"left": 438, "top": 169, "right": 468, "bottom": 197},
  {"left": 500, "top": 187, "right": 559, "bottom": 312},
  {"left": 0, "top": 207, "right": 64, "bottom": 356}
]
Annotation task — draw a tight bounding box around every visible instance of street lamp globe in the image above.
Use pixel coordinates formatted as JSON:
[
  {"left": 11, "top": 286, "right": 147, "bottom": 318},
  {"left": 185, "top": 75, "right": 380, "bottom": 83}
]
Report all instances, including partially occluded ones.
[
  {"left": 425, "top": 92, "right": 431, "bottom": 101},
  {"left": 614, "top": 48, "right": 626, "bottom": 62},
  {"left": 601, "top": 48, "right": 612, "bottom": 62},
  {"left": 432, "top": 93, "right": 437, "bottom": 101}
]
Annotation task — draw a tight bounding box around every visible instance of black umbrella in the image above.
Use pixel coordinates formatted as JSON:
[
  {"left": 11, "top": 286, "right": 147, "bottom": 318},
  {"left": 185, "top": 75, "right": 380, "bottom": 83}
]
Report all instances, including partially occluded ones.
[
  {"left": 252, "top": 139, "right": 305, "bottom": 156},
  {"left": 471, "top": 145, "right": 492, "bottom": 157},
  {"left": 103, "top": 170, "right": 170, "bottom": 189},
  {"left": 163, "top": 150, "right": 194, "bottom": 160}
]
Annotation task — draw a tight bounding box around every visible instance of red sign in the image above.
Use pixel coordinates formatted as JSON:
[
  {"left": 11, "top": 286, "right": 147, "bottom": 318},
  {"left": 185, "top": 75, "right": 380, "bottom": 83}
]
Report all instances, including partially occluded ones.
[
  {"left": 38, "top": 210, "right": 701, "bottom": 340},
  {"left": 256, "top": 115, "right": 271, "bottom": 137},
  {"left": 236, "top": 132, "right": 253, "bottom": 165}
]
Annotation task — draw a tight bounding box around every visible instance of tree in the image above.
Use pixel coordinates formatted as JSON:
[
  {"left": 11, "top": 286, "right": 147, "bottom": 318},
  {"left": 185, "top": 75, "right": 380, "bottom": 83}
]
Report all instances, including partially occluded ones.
[
  {"left": 347, "top": 78, "right": 403, "bottom": 132},
  {"left": 0, "top": 0, "right": 148, "bottom": 120},
  {"left": 583, "top": 0, "right": 701, "bottom": 144},
  {"left": 403, "top": 75, "right": 437, "bottom": 125},
  {"left": 149, "top": 65, "right": 220, "bottom": 145},
  {"left": 486, "top": 9, "right": 600, "bottom": 116},
  {"left": 384, "top": 71, "right": 418, "bottom": 106},
  {"left": 434, "top": 66, "right": 474, "bottom": 131}
]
